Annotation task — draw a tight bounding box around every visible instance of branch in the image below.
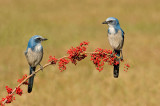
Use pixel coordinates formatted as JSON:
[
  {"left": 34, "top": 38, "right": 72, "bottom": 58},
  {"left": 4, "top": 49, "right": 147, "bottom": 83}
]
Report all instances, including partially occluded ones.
[{"left": 1, "top": 41, "right": 130, "bottom": 105}]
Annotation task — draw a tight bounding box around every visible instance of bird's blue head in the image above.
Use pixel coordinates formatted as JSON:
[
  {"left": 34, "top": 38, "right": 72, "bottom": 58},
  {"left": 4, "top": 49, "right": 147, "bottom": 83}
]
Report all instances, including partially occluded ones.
[
  {"left": 102, "top": 17, "right": 120, "bottom": 27},
  {"left": 27, "top": 35, "right": 48, "bottom": 50}
]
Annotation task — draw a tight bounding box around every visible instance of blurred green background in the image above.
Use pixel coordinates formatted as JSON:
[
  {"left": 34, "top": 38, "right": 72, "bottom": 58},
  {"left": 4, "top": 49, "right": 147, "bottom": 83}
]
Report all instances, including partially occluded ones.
[{"left": 0, "top": 0, "right": 160, "bottom": 106}]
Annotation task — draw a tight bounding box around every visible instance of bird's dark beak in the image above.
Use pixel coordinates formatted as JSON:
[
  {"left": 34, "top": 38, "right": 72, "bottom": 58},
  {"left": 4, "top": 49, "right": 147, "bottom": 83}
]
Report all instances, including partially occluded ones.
[
  {"left": 102, "top": 21, "right": 108, "bottom": 24},
  {"left": 42, "top": 38, "right": 48, "bottom": 41}
]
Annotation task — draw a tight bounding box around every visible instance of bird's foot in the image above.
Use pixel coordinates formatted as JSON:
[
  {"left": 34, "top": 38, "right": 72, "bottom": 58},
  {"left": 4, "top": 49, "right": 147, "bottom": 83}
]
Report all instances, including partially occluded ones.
[
  {"left": 32, "top": 71, "right": 36, "bottom": 76},
  {"left": 39, "top": 64, "right": 43, "bottom": 72},
  {"left": 120, "top": 56, "right": 123, "bottom": 61}
]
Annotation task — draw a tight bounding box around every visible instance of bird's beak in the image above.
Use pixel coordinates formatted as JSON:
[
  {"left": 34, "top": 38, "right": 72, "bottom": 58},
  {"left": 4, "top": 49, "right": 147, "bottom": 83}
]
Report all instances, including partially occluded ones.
[
  {"left": 42, "top": 38, "right": 48, "bottom": 41},
  {"left": 102, "top": 21, "right": 108, "bottom": 24}
]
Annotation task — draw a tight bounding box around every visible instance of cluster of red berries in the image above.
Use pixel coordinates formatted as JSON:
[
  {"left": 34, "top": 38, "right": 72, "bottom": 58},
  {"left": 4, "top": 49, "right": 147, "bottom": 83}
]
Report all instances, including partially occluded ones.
[
  {"left": 58, "top": 58, "right": 70, "bottom": 72},
  {"left": 4, "top": 86, "right": 15, "bottom": 104},
  {"left": 90, "top": 48, "right": 118, "bottom": 71},
  {"left": 0, "top": 94, "right": 15, "bottom": 106},
  {"left": 48, "top": 56, "right": 70, "bottom": 71},
  {"left": 17, "top": 74, "right": 28, "bottom": 85},
  {"left": 0, "top": 86, "right": 15, "bottom": 105},
  {"left": 67, "top": 41, "right": 89, "bottom": 65},
  {"left": 48, "top": 56, "right": 58, "bottom": 64},
  {"left": 2, "top": 94, "right": 15, "bottom": 104},
  {"left": 0, "top": 74, "right": 28, "bottom": 105},
  {"left": 15, "top": 87, "right": 23, "bottom": 96},
  {"left": 5, "top": 86, "right": 12, "bottom": 94},
  {"left": 48, "top": 41, "right": 89, "bottom": 72},
  {"left": 0, "top": 86, "right": 16, "bottom": 105}
]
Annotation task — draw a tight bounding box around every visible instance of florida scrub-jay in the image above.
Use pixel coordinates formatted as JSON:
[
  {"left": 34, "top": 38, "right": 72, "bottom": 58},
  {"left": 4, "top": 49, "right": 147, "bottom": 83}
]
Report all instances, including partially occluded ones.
[
  {"left": 25, "top": 35, "right": 47, "bottom": 93},
  {"left": 102, "top": 17, "right": 124, "bottom": 78}
]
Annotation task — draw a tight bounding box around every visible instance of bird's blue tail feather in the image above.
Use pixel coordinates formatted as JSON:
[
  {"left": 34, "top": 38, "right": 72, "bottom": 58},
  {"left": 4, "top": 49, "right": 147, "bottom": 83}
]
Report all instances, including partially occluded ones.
[
  {"left": 114, "top": 50, "right": 120, "bottom": 78},
  {"left": 28, "top": 67, "right": 36, "bottom": 93}
]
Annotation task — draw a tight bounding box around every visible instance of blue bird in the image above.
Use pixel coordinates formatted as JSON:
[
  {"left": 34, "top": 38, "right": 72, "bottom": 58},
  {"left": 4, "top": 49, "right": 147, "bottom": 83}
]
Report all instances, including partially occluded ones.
[
  {"left": 25, "top": 35, "right": 47, "bottom": 93},
  {"left": 102, "top": 17, "right": 124, "bottom": 78}
]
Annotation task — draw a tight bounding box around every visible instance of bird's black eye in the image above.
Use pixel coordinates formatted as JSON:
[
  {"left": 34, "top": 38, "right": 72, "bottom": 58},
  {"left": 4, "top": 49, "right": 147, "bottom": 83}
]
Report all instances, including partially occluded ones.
[
  {"left": 36, "top": 38, "right": 41, "bottom": 41},
  {"left": 109, "top": 20, "right": 113, "bottom": 23}
]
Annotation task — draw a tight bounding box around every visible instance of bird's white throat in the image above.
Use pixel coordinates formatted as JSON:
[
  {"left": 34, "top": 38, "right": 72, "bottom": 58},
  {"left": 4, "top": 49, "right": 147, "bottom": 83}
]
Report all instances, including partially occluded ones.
[
  {"left": 35, "top": 44, "right": 42, "bottom": 51},
  {"left": 109, "top": 26, "right": 116, "bottom": 34}
]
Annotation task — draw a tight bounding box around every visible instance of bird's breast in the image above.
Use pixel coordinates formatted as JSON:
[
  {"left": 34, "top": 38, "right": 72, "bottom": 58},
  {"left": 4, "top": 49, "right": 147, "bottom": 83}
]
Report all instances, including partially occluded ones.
[
  {"left": 25, "top": 48, "right": 43, "bottom": 67},
  {"left": 108, "top": 30, "right": 124, "bottom": 50}
]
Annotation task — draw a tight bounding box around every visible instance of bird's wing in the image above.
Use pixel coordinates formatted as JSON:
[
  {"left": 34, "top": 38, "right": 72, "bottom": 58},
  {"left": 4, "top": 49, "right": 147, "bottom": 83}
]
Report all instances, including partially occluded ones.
[
  {"left": 24, "top": 51, "right": 27, "bottom": 56},
  {"left": 121, "top": 28, "right": 125, "bottom": 39},
  {"left": 120, "top": 28, "right": 125, "bottom": 49}
]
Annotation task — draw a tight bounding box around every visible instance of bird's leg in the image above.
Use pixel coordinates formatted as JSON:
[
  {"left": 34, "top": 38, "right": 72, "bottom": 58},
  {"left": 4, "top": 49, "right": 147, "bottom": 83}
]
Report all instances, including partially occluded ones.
[
  {"left": 39, "top": 64, "right": 43, "bottom": 71},
  {"left": 120, "top": 50, "right": 123, "bottom": 61}
]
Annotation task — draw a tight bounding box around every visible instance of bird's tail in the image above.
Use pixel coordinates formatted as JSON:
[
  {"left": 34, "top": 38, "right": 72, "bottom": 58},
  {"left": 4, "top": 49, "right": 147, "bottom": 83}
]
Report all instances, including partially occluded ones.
[
  {"left": 114, "top": 50, "right": 120, "bottom": 78},
  {"left": 28, "top": 67, "right": 36, "bottom": 93}
]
